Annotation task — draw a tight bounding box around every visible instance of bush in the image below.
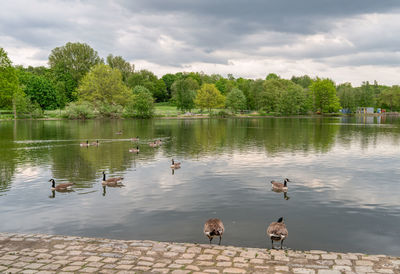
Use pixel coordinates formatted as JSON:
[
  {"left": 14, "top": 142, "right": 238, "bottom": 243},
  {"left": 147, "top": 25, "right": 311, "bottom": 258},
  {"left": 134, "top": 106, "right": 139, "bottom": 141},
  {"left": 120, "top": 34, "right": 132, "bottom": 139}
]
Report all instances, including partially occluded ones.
[
  {"left": 124, "top": 86, "right": 154, "bottom": 118},
  {"left": 97, "top": 104, "right": 123, "bottom": 118},
  {"left": 210, "top": 110, "right": 231, "bottom": 118},
  {"left": 63, "top": 101, "right": 94, "bottom": 119}
]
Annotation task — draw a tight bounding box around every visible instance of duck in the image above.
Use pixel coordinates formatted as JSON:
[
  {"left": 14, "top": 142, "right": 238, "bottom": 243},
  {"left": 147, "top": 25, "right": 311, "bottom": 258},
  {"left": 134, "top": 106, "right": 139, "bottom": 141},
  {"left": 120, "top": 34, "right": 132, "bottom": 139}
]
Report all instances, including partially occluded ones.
[
  {"left": 131, "top": 136, "right": 139, "bottom": 142},
  {"left": 271, "top": 178, "right": 290, "bottom": 191},
  {"left": 80, "top": 140, "right": 90, "bottom": 147},
  {"left": 267, "top": 217, "right": 288, "bottom": 249},
  {"left": 101, "top": 171, "right": 124, "bottom": 186},
  {"left": 129, "top": 146, "right": 140, "bottom": 153},
  {"left": 204, "top": 218, "right": 224, "bottom": 245},
  {"left": 170, "top": 159, "right": 181, "bottom": 169},
  {"left": 49, "top": 179, "right": 74, "bottom": 191},
  {"left": 91, "top": 140, "right": 99, "bottom": 146}
]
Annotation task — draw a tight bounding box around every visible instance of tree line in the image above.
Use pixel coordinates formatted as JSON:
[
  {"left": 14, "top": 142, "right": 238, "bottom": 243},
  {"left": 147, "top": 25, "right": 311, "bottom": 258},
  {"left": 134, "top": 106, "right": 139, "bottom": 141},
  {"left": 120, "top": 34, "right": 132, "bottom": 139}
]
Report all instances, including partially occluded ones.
[{"left": 1, "top": 42, "right": 400, "bottom": 119}]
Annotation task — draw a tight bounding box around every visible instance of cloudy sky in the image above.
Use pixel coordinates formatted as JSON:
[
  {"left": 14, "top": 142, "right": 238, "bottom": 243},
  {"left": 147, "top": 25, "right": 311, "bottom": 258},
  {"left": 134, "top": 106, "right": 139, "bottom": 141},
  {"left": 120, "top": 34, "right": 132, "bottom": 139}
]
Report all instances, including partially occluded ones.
[{"left": 1, "top": 0, "right": 400, "bottom": 86}]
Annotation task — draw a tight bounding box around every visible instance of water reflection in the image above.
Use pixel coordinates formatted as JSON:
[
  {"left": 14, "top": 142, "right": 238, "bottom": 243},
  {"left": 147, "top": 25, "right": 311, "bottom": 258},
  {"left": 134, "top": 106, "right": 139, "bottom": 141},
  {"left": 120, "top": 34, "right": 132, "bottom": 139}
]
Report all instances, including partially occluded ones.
[{"left": 0, "top": 117, "right": 399, "bottom": 255}]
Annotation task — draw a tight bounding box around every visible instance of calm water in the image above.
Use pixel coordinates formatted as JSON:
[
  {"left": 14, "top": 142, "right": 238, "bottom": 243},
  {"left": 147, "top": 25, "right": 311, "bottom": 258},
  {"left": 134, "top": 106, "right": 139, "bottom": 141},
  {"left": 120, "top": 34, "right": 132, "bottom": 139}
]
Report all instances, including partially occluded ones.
[{"left": 1, "top": 117, "right": 400, "bottom": 255}]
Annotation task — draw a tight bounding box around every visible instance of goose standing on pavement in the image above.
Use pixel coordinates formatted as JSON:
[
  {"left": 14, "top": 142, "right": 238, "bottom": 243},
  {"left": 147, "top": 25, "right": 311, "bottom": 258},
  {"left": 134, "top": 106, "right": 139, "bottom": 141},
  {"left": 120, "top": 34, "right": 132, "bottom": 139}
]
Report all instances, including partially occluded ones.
[
  {"left": 204, "top": 218, "right": 225, "bottom": 245},
  {"left": 267, "top": 217, "right": 288, "bottom": 249}
]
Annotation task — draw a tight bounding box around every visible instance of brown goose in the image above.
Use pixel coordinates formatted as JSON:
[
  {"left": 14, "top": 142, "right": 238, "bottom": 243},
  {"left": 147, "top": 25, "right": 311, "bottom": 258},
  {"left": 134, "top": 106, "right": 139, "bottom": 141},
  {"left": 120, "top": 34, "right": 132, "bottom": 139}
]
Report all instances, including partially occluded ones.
[
  {"left": 267, "top": 217, "right": 288, "bottom": 249},
  {"left": 102, "top": 171, "right": 124, "bottom": 186},
  {"left": 271, "top": 178, "right": 290, "bottom": 191},
  {"left": 204, "top": 218, "right": 225, "bottom": 245},
  {"left": 170, "top": 159, "right": 181, "bottom": 169},
  {"left": 129, "top": 146, "right": 140, "bottom": 153},
  {"left": 91, "top": 140, "right": 99, "bottom": 146},
  {"left": 49, "top": 179, "right": 73, "bottom": 191},
  {"left": 80, "top": 140, "right": 90, "bottom": 147}
]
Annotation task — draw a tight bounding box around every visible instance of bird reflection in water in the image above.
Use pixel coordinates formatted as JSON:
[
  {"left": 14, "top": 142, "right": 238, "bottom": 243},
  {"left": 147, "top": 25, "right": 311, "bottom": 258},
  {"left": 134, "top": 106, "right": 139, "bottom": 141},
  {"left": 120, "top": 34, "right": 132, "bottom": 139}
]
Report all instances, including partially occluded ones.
[
  {"left": 102, "top": 184, "right": 124, "bottom": 197},
  {"left": 271, "top": 189, "right": 290, "bottom": 200},
  {"left": 49, "top": 189, "right": 74, "bottom": 199}
]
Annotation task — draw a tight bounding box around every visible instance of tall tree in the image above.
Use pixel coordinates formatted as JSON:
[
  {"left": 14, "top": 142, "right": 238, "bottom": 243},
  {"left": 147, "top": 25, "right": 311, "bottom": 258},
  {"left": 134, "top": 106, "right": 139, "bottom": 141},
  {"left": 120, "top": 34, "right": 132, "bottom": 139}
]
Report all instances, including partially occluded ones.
[
  {"left": 106, "top": 54, "right": 134, "bottom": 82},
  {"left": 226, "top": 88, "right": 246, "bottom": 113},
  {"left": 17, "top": 69, "right": 59, "bottom": 110},
  {"left": 127, "top": 70, "right": 168, "bottom": 102},
  {"left": 379, "top": 86, "right": 400, "bottom": 111},
  {"left": 48, "top": 42, "right": 103, "bottom": 101},
  {"left": 337, "top": 83, "right": 356, "bottom": 112},
  {"left": 77, "top": 64, "right": 131, "bottom": 107},
  {"left": 171, "top": 78, "right": 199, "bottom": 112},
  {"left": 0, "top": 47, "right": 22, "bottom": 117},
  {"left": 195, "top": 84, "right": 225, "bottom": 113},
  {"left": 310, "top": 78, "right": 341, "bottom": 113},
  {"left": 291, "top": 75, "right": 312, "bottom": 89}
]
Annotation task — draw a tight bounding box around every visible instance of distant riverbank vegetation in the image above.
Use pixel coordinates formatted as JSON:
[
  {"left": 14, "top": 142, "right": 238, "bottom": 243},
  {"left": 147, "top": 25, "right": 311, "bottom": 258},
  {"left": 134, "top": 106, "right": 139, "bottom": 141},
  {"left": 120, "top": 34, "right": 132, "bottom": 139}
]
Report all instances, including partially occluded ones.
[{"left": 1, "top": 42, "right": 400, "bottom": 119}]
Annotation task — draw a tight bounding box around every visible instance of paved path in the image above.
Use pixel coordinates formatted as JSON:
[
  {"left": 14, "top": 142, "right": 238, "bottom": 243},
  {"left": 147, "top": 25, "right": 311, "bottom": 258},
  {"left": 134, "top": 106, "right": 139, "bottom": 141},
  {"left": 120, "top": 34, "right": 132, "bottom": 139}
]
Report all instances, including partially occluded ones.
[{"left": 0, "top": 233, "right": 399, "bottom": 273}]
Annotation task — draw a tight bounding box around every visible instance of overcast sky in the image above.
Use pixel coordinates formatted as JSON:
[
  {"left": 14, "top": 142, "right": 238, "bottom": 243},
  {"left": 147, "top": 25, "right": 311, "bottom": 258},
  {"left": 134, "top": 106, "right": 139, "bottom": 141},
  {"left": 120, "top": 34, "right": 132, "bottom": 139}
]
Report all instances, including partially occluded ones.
[{"left": 1, "top": 0, "right": 400, "bottom": 86}]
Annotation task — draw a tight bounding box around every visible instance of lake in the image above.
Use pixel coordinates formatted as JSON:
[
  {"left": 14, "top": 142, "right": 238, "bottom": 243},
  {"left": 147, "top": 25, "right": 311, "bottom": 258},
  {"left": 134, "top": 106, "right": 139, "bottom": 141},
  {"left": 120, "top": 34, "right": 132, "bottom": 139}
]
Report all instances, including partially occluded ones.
[{"left": 0, "top": 117, "right": 399, "bottom": 255}]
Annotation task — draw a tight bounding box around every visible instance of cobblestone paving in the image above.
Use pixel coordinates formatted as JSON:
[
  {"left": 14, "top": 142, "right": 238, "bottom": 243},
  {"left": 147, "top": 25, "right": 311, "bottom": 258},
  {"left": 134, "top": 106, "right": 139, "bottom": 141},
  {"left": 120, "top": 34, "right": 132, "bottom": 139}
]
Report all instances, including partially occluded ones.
[{"left": 0, "top": 233, "right": 399, "bottom": 273}]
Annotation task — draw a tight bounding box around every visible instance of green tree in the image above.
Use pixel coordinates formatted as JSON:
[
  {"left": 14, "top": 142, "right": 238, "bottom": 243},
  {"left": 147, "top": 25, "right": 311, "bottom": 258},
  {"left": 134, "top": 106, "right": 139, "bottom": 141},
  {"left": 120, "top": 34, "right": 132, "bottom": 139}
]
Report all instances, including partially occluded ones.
[
  {"left": 126, "top": 86, "right": 154, "bottom": 118},
  {"left": 195, "top": 84, "right": 225, "bottom": 113},
  {"left": 0, "top": 47, "right": 22, "bottom": 117},
  {"left": 226, "top": 88, "right": 246, "bottom": 113},
  {"left": 310, "top": 78, "right": 341, "bottom": 113},
  {"left": 247, "top": 79, "right": 264, "bottom": 110},
  {"left": 265, "top": 73, "right": 280, "bottom": 80},
  {"left": 260, "top": 79, "right": 309, "bottom": 114},
  {"left": 171, "top": 78, "right": 199, "bottom": 112},
  {"left": 337, "top": 83, "right": 356, "bottom": 112},
  {"left": 127, "top": 70, "right": 168, "bottom": 102},
  {"left": 355, "top": 81, "right": 376, "bottom": 108},
  {"left": 291, "top": 75, "right": 312, "bottom": 89},
  {"left": 162, "top": 73, "right": 180, "bottom": 99},
  {"left": 379, "top": 86, "right": 400, "bottom": 111},
  {"left": 48, "top": 42, "right": 103, "bottom": 101},
  {"left": 106, "top": 54, "right": 134, "bottom": 82},
  {"left": 17, "top": 69, "right": 59, "bottom": 110},
  {"left": 77, "top": 64, "right": 131, "bottom": 107}
]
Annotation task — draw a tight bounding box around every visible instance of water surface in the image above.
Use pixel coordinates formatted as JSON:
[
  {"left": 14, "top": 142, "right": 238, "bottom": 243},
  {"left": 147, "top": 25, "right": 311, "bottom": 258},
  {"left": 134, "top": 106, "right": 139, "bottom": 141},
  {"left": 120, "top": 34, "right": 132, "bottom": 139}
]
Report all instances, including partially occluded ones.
[{"left": 0, "top": 117, "right": 399, "bottom": 255}]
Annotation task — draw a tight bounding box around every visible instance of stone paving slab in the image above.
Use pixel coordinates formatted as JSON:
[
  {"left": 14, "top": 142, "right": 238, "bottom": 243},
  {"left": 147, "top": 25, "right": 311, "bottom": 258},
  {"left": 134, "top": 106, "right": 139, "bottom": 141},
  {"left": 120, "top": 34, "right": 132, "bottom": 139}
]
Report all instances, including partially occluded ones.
[{"left": 0, "top": 232, "right": 399, "bottom": 273}]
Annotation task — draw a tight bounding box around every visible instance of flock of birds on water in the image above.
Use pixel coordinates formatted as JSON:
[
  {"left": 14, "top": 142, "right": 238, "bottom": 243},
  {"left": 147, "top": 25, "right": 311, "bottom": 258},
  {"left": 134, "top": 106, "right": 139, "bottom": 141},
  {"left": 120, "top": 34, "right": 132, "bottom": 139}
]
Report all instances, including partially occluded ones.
[{"left": 48, "top": 131, "right": 291, "bottom": 250}]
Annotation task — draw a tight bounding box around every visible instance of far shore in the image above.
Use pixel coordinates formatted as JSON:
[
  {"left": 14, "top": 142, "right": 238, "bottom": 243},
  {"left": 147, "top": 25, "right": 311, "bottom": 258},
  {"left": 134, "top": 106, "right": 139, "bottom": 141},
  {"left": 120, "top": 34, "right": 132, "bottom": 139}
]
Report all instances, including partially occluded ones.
[{"left": 0, "top": 112, "right": 398, "bottom": 121}]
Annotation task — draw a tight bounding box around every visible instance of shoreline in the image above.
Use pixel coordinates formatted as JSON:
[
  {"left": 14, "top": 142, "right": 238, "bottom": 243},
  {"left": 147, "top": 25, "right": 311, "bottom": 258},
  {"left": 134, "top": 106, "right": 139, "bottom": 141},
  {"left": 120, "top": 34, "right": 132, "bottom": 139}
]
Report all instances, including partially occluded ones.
[
  {"left": 0, "top": 232, "right": 399, "bottom": 273},
  {"left": 0, "top": 113, "right": 398, "bottom": 122}
]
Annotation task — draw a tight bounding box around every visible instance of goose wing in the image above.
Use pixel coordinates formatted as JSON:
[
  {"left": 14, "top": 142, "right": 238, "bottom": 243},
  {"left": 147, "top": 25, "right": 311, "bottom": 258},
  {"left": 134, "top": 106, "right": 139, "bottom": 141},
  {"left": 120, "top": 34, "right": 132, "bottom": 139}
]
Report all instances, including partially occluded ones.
[
  {"left": 271, "top": 181, "right": 284, "bottom": 188},
  {"left": 204, "top": 218, "right": 224, "bottom": 235},
  {"left": 267, "top": 222, "right": 288, "bottom": 238}
]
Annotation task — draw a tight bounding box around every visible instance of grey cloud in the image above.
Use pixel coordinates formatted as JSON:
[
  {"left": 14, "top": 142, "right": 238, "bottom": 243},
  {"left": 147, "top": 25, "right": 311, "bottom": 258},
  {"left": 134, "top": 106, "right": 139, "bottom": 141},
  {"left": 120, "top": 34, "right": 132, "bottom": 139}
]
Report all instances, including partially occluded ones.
[{"left": 1, "top": 0, "right": 400, "bottom": 80}]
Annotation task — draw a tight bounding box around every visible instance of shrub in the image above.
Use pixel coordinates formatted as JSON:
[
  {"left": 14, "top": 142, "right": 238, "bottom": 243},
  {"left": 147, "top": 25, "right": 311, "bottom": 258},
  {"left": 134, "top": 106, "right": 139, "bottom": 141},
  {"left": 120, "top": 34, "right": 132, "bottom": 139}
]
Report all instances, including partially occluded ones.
[
  {"left": 97, "top": 104, "right": 123, "bottom": 118},
  {"left": 63, "top": 101, "right": 94, "bottom": 119}
]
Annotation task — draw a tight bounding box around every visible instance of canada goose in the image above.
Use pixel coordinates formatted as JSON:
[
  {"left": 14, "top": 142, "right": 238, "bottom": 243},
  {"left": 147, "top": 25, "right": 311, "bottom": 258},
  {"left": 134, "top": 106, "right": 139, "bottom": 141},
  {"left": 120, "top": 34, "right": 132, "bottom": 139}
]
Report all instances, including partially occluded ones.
[
  {"left": 267, "top": 217, "right": 288, "bottom": 249},
  {"left": 49, "top": 179, "right": 73, "bottom": 191},
  {"left": 271, "top": 178, "right": 290, "bottom": 191},
  {"left": 149, "top": 141, "right": 158, "bottom": 147},
  {"left": 102, "top": 171, "right": 124, "bottom": 186},
  {"left": 91, "top": 140, "right": 99, "bottom": 146},
  {"left": 204, "top": 218, "right": 224, "bottom": 245},
  {"left": 80, "top": 140, "right": 90, "bottom": 147},
  {"left": 170, "top": 159, "right": 181, "bottom": 169},
  {"left": 131, "top": 136, "right": 139, "bottom": 142},
  {"left": 129, "top": 146, "right": 140, "bottom": 153}
]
